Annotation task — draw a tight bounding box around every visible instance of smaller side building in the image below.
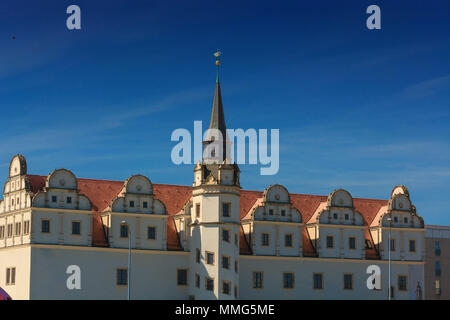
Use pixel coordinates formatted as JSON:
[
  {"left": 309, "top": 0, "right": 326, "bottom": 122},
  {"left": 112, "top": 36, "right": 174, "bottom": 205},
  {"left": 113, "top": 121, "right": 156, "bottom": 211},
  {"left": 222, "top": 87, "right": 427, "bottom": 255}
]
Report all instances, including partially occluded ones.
[{"left": 425, "top": 225, "right": 450, "bottom": 300}]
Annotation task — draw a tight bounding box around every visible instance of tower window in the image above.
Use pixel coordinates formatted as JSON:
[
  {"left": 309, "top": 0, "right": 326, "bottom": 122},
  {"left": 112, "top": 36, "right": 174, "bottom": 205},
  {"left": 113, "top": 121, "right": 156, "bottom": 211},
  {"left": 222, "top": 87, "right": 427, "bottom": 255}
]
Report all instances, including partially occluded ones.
[
  {"left": 206, "top": 252, "right": 214, "bottom": 265},
  {"left": 222, "top": 229, "right": 230, "bottom": 242},
  {"left": 196, "top": 248, "right": 201, "bottom": 263},
  {"left": 222, "top": 281, "right": 231, "bottom": 295},
  {"left": 222, "top": 255, "right": 230, "bottom": 269},
  {"left": 195, "top": 204, "right": 200, "bottom": 218},
  {"left": 195, "top": 274, "right": 200, "bottom": 288},
  {"left": 222, "top": 203, "right": 230, "bottom": 217},
  {"left": 206, "top": 278, "right": 214, "bottom": 291}
]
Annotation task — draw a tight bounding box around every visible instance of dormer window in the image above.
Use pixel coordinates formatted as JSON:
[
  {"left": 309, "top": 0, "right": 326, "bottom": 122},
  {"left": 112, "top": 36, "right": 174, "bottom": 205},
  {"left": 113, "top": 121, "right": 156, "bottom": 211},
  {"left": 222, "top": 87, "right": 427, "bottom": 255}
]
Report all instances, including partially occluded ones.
[{"left": 222, "top": 203, "right": 230, "bottom": 217}]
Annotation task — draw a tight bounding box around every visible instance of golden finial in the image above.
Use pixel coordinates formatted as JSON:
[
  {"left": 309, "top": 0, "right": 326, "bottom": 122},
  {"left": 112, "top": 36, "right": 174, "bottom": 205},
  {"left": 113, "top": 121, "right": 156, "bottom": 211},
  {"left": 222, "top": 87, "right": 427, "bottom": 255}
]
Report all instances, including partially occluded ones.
[{"left": 214, "top": 50, "right": 221, "bottom": 66}]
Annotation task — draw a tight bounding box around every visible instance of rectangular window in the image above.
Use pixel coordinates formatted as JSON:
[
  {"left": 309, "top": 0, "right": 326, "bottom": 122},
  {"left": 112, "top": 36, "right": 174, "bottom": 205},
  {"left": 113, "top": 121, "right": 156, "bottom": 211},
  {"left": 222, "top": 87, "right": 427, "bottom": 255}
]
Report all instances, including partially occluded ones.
[
  {"left": 234, "top": 285, "right": 238, "bottom": 298},
  {"left": 222, "top": 229, "right": 230, "bottom": 242},
  {"left": 116, "top": 269, "right": 128, "bottom": 285},
  {"left": 313, "top": 273, "right": 323, "bottom": 289},
  {"left": 129, "top": 200, "right": 134, "bottom": 208},
  {"left": 71, "top": 221, "right": 81, "bottom": 235},
  {"left": 66, "top": 196, "right": 72, "bottom": 204},
  {"left": 435, "top": 280, "right": 441, "bottom": 295},
  {"left": 195, "top": 273, "right": 200, "bottom": 288},
  {"left": 222, "top": 281, "right": 231, "bottom": 295},
  {"left": 349, "top": 237, "right": 356, "bottom": 249},
  {"left": 261, "top": 233, "right": 270, "bottom": 246},
  {"left": 235, "top": 232, "right": 238, "bottom": 246},
  {"left": 222, "top": 202, "right": 230, "bottom": 217},
  {"left": 283, "top": 272, "right": 294, "bottom": 289},
  {"left": 435, "top": 241, "right": 441, "bottom": 256},
  {"left": 404, "top": 217, "right": 408, "bottom": 224},
  {"left": 120, "top": 224, "right": 129, "bottom": 238},
  {"left": 51, "top": 195, "right": 57, "bottom": 203},
  {"left": 195, "top": 204, "right": 200, "bottom": 218},
  {"left": 221, "top": 255, "right": 230, "bottom": 269},
  {"left": 23, "top": 221, "right": 30, "bottom": 235},
  {"left": 345, "top": 214, "right": 349, "bottom": 220},
  {"left": 398, "top": 275, "right": 407, "bottom": 291},
  {"left": 196, "top": 248, "right": 201, "bottom": 263},
  {"left": 7, "top": 224, "right": 13, "bottom": 237},
  {"left": 206, "top": 251, "right": 214, "bottom": 265},
  {"left": 235, "top": 260, "right": 238, "bottom": 273},
  {"left": 435, "top": 261, "right": 441, "bottom": 276},
  {"left": 333, "top": 213, "right": 338, "bottom": 219},
  {"left": 253, "top": 271, "right": 263, "bottom": 289},
  {"left": 6, "top": 267, "right": 15, "bottom": 285},
  {"left": 344, "top": 274, "right": 353, "bottom": 290},
  {"left": 177, "top": 269, "right": 188, "bottom": 286},
  {"left": 393, "top": 216, "right": 398, "bottom": 223},
  {"left": 0, "top": 226, "right": 4, "bottom": 239},
  {"left": 147, "top": 226, "right": 156, "bottom": 240},
  {"left": 269, "top": 209, "right": 274, "bottom": 215},
  {"left": 143, "top": 201, "right": 148, "bottom": 208},
  {"left": 326, "top": 236, "right": 334, "bottom": 248},
  {"left": 205, "top": 278, "right": 214, "bottom": 291},
  {"left": 409, "top": 239, "right": 416, "bottom": 252},
  {"left": 390, "top": 239, "right": 396, "bottom": 251},
  {"left": 41, "top": 219, "right": 50, "bottom": 233},
  {"left": 285, "top": 234, "right": 293, "bottom": 247},
  {"left": 15, "top": 222, "right": 21, "bottom": 236},
  {"left": 281, "top": 209, "right": 286, "bottom": 216}
]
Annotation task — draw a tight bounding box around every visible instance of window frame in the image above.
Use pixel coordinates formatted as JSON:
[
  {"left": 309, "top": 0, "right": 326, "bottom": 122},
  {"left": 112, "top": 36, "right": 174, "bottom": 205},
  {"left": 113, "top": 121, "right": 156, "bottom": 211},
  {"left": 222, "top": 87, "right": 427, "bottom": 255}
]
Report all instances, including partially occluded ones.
[
  {"left": 283, "top": 272, "right": 295, "bottom": 289},
  {"left": 41, "top": 219, "right": 51, "bottom": 234},
  {"left": 71, "top": 220, "right": 81, "bottom": 236},
  {"left": 252, "top": 271, "right": 264, "bottom": 289},
  {"left": 177, "top": 269, "right": 188, "bottom": 286},
  {"left": 313, "top": 273, "right": 323, "bottom": 290},
  {"left": 222, "top": 280, "right": 231, "bottom": 295},
  {"left": 398, "top": 275, "right": 408, "bottom": 291},
  {"left": 221, "top": 202, "right": 231, "bottom": 218},
  {"left": 326, "top": 235, "right": 334, "bottom": 249},
  {"left": 147, "top": 226, "right": 157, "bottom": 240},
  {"left": 116, "top": 268, "right": 128, "bottom": 286},
  {"left": 348, "top": 237, "right": 356, "bottom": 250},
  {"left": 343, "top": 273, "right": 354, "bottom": 290},
  {"left": 261, "top": 233, "right": 270, "bottom": 247},
  {"left": 206, "top": 251, "right": 215, "bottom": 265},
  {"left": 285, "top": 234, "right": 293, "bottom": 248}
]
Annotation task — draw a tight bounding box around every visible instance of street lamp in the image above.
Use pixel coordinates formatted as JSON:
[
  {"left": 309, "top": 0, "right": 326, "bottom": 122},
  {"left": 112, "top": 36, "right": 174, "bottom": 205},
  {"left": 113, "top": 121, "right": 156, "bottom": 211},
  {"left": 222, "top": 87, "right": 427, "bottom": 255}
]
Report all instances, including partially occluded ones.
[
  {"left": 121, "top": 220, "right": 131, "bottom": 300},
  {"left": 387, "top": 216, "right": 392, "bottom": 301}
]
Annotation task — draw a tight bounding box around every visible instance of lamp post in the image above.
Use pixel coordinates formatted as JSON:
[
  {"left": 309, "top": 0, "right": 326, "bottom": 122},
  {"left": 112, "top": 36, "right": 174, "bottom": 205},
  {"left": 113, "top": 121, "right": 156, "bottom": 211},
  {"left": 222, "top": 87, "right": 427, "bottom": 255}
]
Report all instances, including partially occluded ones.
[
  {"left": 387, "top": 216, "right": 392, "bottom": 301},
  {"left": 121, "top": 220, "right": 131, "bottom": 300}
]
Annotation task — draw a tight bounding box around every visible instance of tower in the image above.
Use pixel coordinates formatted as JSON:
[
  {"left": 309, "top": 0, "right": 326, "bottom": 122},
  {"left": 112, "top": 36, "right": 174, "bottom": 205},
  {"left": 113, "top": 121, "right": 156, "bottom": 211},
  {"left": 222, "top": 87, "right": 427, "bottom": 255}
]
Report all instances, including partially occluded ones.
[{"left": 189, "top": 51, "right": 241, "bottom": 299}]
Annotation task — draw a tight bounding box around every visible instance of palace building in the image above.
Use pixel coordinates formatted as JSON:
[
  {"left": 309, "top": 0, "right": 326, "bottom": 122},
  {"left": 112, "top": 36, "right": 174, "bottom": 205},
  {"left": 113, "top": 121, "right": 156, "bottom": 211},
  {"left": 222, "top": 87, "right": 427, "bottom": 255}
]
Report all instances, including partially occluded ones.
[{"left": 0, "top": 59, "right": 426, "bottom": 300}]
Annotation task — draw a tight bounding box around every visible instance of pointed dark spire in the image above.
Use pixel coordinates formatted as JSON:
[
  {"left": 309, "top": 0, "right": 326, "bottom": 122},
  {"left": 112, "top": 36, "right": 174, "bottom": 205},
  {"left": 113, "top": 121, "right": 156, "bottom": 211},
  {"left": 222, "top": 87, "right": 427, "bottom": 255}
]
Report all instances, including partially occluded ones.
[{"left": 203, "top": 50, "right": 228, "bottom": 162}]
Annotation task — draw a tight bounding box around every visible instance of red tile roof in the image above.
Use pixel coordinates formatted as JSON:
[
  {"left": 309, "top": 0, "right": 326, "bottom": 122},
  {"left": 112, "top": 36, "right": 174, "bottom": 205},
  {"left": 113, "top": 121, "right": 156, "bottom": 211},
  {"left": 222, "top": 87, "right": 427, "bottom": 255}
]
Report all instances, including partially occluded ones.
[{"left": 25, "top": 175, "right": 387, "bottom": 257}]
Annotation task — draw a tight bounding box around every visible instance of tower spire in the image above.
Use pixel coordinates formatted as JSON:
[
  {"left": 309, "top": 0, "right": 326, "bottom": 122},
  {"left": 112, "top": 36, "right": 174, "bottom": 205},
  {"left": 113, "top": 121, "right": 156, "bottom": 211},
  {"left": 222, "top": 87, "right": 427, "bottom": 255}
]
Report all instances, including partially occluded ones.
[{"left": 203, "top": 50, "right": 229, "bottom": 162}]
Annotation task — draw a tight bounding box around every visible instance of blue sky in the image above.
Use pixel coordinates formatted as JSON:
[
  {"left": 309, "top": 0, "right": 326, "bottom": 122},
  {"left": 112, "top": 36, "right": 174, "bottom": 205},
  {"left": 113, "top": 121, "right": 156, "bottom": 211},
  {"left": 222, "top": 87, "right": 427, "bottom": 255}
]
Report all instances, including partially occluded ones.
[{"left": 0, "top": 0, "right": 449, "bottom": 225}]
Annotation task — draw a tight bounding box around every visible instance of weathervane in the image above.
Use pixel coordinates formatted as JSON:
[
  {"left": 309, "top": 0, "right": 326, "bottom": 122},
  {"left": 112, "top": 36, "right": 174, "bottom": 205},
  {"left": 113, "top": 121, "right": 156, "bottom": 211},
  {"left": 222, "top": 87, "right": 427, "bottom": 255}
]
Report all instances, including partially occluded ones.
[{"left": 214, "top": 50, "right": 221, "bottom": 83}]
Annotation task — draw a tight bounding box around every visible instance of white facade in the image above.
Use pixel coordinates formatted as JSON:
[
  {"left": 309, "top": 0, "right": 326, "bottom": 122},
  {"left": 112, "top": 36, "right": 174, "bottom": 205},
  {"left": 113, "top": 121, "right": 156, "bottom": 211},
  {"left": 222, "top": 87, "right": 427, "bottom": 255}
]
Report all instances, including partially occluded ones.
[{"left": 0, "top": 79, "right": 426, "bottom": 300}]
